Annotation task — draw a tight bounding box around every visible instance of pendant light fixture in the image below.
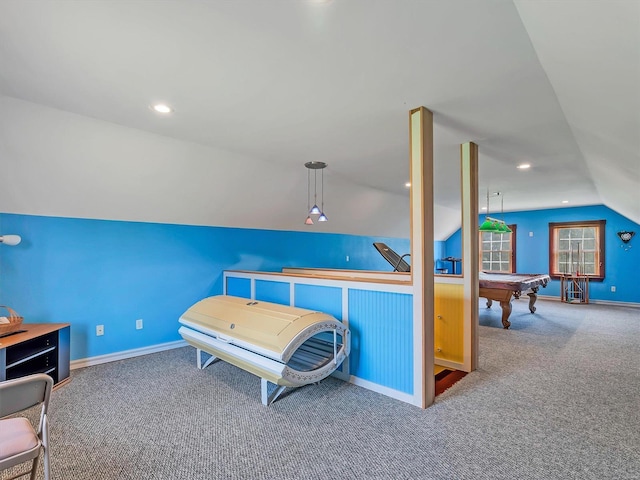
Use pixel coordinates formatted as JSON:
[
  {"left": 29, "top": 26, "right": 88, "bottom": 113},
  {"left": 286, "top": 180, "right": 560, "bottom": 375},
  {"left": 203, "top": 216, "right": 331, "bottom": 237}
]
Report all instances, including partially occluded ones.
[
  {"left": 317, "top": 165, "right": 328, "bottom": 222},
  {"left": 304, "top": 161, "right": 328, "bottom": 224},
  {"left": 479, "top": 189, "right": 499, "bottom": 232},
  {"left": 479, "top": 190, "right": 511, "bottom": 233},
  {"left": 304, "top": 166, "right": 314, "bottom": 225}
]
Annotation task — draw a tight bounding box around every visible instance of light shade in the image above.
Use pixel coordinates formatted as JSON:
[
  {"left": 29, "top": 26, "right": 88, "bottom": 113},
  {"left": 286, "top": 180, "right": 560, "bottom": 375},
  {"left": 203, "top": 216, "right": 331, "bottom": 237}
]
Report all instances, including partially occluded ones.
[
  {"left": 0, "top": 234, "right": 21, "bottom": 246},
  {"left": 479, "top": 219, "right": 499, "bottom": 232},
  {"left": 309, "top": 204, "right": 321, "bottom": 215},
  {"left": 304, "top": 216, "right": 314, "bottom": 225},
  {"left": 318, "top": 213, "right": 328, "bottom": 222},
  {"left": 479, "top": 217, "right": 512, "bottom": 233},
  {"left": 495, "top": 222, "right": 509, "bottom": 233}
]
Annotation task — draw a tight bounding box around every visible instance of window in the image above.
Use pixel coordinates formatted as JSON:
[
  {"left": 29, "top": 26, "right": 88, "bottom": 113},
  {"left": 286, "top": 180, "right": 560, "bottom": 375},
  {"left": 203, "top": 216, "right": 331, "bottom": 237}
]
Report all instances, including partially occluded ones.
[
  {"left": 479, "top": 225, "right": 516, "bottom": 272},
  {"left": 549, "top": 220, "right": 605, "bottom": 280}
]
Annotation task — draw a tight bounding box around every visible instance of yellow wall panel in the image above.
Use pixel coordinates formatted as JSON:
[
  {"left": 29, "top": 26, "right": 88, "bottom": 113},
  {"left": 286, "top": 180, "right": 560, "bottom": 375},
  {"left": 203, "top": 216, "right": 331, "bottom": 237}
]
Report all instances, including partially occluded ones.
[{"left": 434, "top": 282, "right": 465, "bottom": 365}]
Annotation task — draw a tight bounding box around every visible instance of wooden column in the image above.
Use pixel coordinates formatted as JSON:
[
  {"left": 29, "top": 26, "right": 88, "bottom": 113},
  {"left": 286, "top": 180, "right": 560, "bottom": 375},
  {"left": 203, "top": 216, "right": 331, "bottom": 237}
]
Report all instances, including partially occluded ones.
[
  {"left": 409, "top": 107, "right": 434, "bottom": 408},
  {"left": 460, "top": 142, "right": 479, "bottom": 371}
]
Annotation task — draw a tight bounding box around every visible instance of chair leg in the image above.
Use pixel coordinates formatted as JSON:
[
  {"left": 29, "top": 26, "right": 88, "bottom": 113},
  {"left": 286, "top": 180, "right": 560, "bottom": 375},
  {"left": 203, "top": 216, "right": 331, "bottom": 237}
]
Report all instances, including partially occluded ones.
[
  {"left": 42, "top": 415, "right": 50, "bottom": 480},
  {"left": 43, "top": 446, "right": 50, "bottom": 480},
  {"left": 29, "top": 455, "right": 40, "bottom": 480}
]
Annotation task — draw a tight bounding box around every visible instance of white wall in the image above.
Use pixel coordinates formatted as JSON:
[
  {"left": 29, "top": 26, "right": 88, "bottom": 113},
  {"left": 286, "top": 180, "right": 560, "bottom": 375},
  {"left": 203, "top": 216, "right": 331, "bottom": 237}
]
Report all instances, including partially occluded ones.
[{"left": 0, "top": 95, "right": 410, "bottom": 238}]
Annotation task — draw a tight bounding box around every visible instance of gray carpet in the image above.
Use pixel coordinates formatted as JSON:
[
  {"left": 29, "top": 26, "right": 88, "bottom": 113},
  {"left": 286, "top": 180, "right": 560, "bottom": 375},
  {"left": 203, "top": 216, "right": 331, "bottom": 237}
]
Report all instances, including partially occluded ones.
[{"left": 3, "top": 299, "right": 639, "bottom": 479}]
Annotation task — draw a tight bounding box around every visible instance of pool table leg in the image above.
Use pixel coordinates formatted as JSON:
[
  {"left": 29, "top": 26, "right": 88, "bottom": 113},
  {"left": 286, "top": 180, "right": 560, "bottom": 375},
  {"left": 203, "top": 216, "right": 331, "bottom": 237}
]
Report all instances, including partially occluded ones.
[
  {"left": 480, "top": 288, "right": 515, "bottom": 328},
  {"left": 499, "top": 301, "right": 512, "bottom": 329},
  {"left": 527, "top": 287, "right": 540, "bottom": 313}
]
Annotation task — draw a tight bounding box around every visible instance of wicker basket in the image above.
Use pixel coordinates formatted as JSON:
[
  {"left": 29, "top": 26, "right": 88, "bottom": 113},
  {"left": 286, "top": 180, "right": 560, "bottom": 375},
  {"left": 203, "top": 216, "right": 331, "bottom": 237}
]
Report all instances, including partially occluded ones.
[{"left": 0, "top": 305, "right": 24, "bottom": 336}]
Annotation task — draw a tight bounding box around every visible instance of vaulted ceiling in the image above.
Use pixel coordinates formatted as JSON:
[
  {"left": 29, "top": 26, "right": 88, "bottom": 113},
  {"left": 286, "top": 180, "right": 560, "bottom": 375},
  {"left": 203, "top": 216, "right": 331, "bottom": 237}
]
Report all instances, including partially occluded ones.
[{"left": 0, "top": 0, "right": 638, "bottom": 240}]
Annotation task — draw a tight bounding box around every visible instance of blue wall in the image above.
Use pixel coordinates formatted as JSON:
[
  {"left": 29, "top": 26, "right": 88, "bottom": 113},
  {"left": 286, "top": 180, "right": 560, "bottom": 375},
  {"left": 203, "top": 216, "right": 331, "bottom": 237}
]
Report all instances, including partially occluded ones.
[
  {"left": 5, "top": 205, "right": 634, "bottom": 363},
  {"left": 348, "top": 289, "right": 413, "bottom": 394},
  {"left": 445, "top": 205, "right": 640, "bottom": 303},
  {"left": 0, "top": 213, "right": 409, "bottom": 360}
]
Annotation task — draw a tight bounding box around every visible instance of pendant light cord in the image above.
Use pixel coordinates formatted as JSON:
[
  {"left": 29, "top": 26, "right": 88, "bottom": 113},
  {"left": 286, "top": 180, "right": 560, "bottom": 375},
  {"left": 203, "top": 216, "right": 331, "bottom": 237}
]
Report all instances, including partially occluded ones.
[
  {"left": 307, "top": 168, "right": 311, "bottom": 211},
  {"left": 314, "top": 169, "right": 318, "bottom": 206},
  {"left": 486, "top": 189, "right": 490, "bottom": 215},
  {"left": 321, "top": 168, "right": 324, "bottom": 210}
]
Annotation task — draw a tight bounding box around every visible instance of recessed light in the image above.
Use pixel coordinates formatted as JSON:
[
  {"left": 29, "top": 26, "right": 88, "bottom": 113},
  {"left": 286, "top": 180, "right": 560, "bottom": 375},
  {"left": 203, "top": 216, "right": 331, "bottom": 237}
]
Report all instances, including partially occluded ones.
[
  {"left": 405, "top": 182, "right": 411, "bottom": 188},
  {"left": 150, "top": 103, "right": 173, "bottom": 114},
  {"left": 561, "top": 200, "right": 569, "bottom": 204},
  {"left": 517, "top": 163, "right": 531, "bottom": 170}
]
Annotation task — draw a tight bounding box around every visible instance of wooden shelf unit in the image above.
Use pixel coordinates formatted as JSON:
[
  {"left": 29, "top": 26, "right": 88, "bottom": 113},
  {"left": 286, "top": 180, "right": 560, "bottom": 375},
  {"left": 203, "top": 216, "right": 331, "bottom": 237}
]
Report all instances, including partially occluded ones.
[
  {"left": 561, "top": 275, "right": 590, "bottom": 304},
  {"left": 0, "top": 323, "right": 70, "bottom": 387}
]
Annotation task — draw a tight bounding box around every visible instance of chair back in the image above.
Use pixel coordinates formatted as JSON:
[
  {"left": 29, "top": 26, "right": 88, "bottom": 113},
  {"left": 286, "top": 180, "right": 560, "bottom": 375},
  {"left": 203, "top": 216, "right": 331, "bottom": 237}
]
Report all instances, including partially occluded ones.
[
  {"left": 0, "top": 373, "right": 52, "bottom": 418},
  {"left": 373, "top": 242, "right": 411, "bottom": 272}
]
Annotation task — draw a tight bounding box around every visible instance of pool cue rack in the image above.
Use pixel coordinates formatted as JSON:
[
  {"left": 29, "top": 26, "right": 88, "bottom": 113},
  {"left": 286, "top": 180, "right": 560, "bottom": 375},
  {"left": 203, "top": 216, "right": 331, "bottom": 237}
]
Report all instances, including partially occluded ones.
[{"left": 560, "top": 275, "right": 589, "bottom": 304}]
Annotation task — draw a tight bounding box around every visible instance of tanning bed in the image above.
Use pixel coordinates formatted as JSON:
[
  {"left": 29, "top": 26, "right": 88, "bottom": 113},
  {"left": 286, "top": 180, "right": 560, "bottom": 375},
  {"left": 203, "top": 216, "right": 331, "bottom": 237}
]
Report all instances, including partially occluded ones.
[{"left": 178, "top": 295, "right": 350, "bottom": 405}]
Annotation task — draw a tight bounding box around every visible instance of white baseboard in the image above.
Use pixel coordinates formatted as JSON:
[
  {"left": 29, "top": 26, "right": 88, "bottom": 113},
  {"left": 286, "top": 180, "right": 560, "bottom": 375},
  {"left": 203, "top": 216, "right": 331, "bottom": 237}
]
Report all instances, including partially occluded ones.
[
  {"left": 589, "top": 300, "right": 640, "bottom": 307},
  {"left": 71, "top": 340, "right": 188, "bottom": 370},
  {"left": 343, "top": 374, "right": 417, "bottom": 405},
  {"left": 537, "top": 295, "right": 640, "bottom": 308},
  {"left": 72, "top": 341, "right": 425, "bottom": 406},
  {"left": 537, "top": 295, "right": 562, "bottom": 302}
]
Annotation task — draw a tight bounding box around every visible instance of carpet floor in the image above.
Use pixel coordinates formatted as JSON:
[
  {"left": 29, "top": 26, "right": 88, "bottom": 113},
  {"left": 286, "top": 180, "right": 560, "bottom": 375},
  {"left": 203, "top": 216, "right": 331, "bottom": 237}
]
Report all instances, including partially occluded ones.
[{"left": 2, "top": 298, "right": 639, "bottom": 479}]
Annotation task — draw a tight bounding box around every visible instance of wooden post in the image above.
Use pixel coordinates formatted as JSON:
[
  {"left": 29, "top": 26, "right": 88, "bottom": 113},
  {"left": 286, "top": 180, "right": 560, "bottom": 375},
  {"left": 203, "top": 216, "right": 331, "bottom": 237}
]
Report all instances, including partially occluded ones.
[
  {"left": 460, "top": 142, "right": 479, "bottom": 371},
  {"left": 409, "top": 107, "right": 434, "bottom": 408}
]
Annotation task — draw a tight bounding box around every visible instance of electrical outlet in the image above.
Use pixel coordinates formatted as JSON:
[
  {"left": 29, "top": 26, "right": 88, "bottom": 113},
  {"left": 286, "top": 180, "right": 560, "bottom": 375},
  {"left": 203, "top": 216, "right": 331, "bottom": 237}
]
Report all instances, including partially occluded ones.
[
  {"left": 611, "top": 286, "right": 616, "bottom": 292},
  {"left": 346, "top": 255, "right": 350, "bottom": 262},
  {"left": 529, "top": 231, "right": 534, "bottom": 237},
  {"left": 96, "top": 325, "right": 104, "bottom": 336},
  {"left": 136, "top": 319, "right": 143, "bottom": 330}
]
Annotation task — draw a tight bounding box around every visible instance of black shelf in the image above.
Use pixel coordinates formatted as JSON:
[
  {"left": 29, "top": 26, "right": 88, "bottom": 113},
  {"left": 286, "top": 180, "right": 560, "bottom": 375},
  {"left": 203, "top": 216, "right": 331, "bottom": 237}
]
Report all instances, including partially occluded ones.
[{"left": 0, "top": 324, "right": 70, "bottom": 386}]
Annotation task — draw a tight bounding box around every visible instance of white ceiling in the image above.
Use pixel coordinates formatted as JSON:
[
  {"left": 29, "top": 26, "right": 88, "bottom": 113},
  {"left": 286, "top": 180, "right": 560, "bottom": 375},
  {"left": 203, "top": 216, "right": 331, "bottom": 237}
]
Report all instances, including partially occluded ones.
[{"left": 0, "top": 0, "right": 638, "bottom": 238}]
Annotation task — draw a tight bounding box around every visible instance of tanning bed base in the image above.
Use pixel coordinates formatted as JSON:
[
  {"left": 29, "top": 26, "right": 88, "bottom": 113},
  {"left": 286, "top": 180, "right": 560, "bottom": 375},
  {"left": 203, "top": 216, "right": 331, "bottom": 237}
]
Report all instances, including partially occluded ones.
[{"left": 178, "top": 295, "right": 350, "bottom": 406}]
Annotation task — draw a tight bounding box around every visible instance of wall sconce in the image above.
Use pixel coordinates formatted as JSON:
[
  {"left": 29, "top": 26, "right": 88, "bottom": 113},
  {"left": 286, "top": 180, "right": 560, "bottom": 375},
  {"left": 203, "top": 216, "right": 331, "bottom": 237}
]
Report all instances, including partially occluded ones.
[
  {"left": 617, "top": 231, "right": 635, "bottom": 251},
  {"left": 304, "top": 161, "right": 328, "bottom": 225},
  {"left": 0, "top": 235, "right": 22, "bottom": 246}
]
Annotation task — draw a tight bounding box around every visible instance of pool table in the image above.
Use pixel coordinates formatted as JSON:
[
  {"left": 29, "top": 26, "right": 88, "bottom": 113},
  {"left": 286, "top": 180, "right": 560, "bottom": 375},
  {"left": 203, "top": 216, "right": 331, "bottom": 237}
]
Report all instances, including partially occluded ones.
[{"left": 479, "top": 272, "right": 551, "bottom": 329}]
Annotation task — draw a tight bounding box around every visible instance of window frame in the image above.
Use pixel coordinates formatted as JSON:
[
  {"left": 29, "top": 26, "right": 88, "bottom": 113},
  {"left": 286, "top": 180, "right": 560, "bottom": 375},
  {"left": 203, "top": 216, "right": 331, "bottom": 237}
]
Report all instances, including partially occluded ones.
[
  {"left": 479, "top": 224, "right": 517, "bottom": 273},
  {"left": 548, "top": 220, "right": 605, "bottom": 281}
]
